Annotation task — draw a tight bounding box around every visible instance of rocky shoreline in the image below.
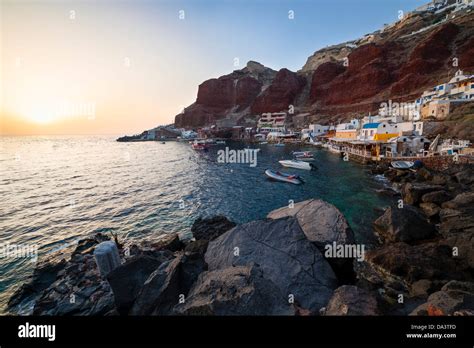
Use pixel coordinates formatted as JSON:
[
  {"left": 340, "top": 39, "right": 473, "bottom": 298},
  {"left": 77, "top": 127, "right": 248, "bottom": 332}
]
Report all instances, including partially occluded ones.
[{"left": 7, "top": 164, "right": 474, "bottom": 316}]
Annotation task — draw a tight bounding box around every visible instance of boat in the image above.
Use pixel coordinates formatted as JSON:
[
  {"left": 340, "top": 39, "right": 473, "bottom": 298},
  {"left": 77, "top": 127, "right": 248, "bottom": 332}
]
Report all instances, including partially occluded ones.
[
  {"left": 279, "top": 160, "right": 316, "bottom": 170},
  {"left": 274, "top": 143, "right": 285, "bottom": 147},
  {"left": 328, "top": 144, "right": 342, "bottom": 154},
  {"left": 292, "top": 151, "right": 314, "bottom": 160},
  {"left": 191, "top": 140, "right": 209, "bottom": 151},
  {"left": 391, "top": 161, "right": 415, "bottom": 169},
  {"left": 215, "top": 140, "right": 226, "bottom": 145},
  {"left": 264, "top": 169, "right": 303, "bottom": 185},
  {"left": 161, "top": 141, "right": 166, "bottom": 144}
]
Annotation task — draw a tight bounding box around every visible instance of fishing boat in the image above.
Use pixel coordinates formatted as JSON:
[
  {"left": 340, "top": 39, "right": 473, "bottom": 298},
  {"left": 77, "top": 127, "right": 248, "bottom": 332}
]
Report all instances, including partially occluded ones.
[
  {"left": 391, "top": 161, "right": 415, "bottom": 169},
  {"left": 279, "top": 160, "right": 316, "bottom": 170},
  {"left": 264, "top": 169, "right": 303, "bottom": 185}
]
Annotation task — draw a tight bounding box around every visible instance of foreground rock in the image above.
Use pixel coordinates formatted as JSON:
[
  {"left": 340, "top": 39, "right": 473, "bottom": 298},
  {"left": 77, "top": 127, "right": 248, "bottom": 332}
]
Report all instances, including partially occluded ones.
[
  {"left": 175, "top": 265, "right": 294, "bottom": 315},
  {"left": 205, "top": 217, "right": 338, "bottom": 313},
  {"left": 323, "top": 285, "right": 379, "bottom": 315},
  {"left": 268, "top": 199, "right": 356, "bottom": 284},
  {"left": 267, "top": 199, "right": 355, "bottom": 247},
  {"left": 107, "top": 253, "right": 172, "bottom": 314}
]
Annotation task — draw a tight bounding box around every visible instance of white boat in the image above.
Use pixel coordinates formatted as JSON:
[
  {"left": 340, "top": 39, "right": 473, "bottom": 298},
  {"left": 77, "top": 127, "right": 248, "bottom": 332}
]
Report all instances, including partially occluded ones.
[
  {"left": 391, "top": 161, "right": 415, "bottom": 169},
  {"left": 265, "top": 169, "right": 303, "bottom": 185},
  {"left": 292, "top": 151, "right": 314, "bottom": 161},
  {"left": 328, "top": 145, "right": 342, "bottom": 154},
  {"left": 279, "top": 160, "right": 316, "bottom": 170}
]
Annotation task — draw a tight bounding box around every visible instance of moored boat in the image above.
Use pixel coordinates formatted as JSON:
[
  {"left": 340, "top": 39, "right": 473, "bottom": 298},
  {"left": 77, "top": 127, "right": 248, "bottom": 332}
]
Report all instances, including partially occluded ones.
[
  {"left": 391, "top": 161, "right": 415, "bottom": 169},
  {"left": 264, "top": 169, "right": 303, "bottom": 185},
  {"left": 279, "top": 160, "right": 316, "bottom": 170},
  {"left": 292, "top": 151, "right": 314, "bottom": 160}
]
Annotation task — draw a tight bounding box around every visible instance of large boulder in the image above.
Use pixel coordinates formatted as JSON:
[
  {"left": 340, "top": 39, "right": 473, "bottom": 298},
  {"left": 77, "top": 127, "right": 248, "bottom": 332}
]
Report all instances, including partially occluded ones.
[
  {"left": 323, "top": 285, "right": 379, "bottom": 315},
  {"left": 401, "top": 183, "right": 444, "bottom": 205},
  {"left": 373, "top": 206, "right": 436, "bottom": 244},
  {"left": 267, "top": 199, "right": 355, "bottom": 247},
  {"left": 191, "top": 215, "right": 236, "bottom": 241},
  {"left": 419, "top": 202, "right": 441, "bottom": 218},
  {"left": 107, "top": 254, "right": 170, "bottom": 313},
  {"left": 268, "top": 199, "right": 356, "bottom": 284},
  {"left": 205, "top": 217, "right": 338, "bottom": 313},
  {"left": 175, "top": 265, "right": 294, "bottom": 315}
]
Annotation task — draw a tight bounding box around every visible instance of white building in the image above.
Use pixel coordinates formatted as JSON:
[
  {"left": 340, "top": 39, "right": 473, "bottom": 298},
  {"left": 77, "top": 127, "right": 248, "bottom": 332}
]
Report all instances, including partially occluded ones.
[{"left": 257, "top": 112, "right": 287, "bottom": 133}]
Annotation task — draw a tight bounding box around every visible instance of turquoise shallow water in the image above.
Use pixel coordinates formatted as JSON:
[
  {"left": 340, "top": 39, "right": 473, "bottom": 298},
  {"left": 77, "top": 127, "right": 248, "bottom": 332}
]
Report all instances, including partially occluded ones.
[{"left": 0, "top": 136, "right": 394, "bottom": 313}]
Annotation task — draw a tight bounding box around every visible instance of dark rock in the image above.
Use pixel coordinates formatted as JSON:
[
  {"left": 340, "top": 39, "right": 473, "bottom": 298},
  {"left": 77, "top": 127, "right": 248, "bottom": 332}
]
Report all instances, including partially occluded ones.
[
  {"left": 175, "top": 265, "right": 294, "bottom": 315},
  {"left": 184, "top": 239, "right": 209, "bottom": 256},
  {"left": 410, "top": 281, "right": 474, "bottom": 315},
  {"left": 8, "top": 259, "right": 66, "bottom": 311},
  {"left": 205, "top": 217, "right": 338, "bottom": 313},
  {"left": 442, "top": 192, "right": 474, "bottom": 210},
  {"left": 454, "top": 169, "right": 474, "bottom": 185},
  {"left": 148, "top": 233, "right": 184, "bottom": 252},
  {"left": 373, "top": 206, "right": 436, "bottom": 244},
  {"left": 419, "top": 202, "right": 440, "bottom": 218},
  {"left": 401, "top": 183, "right": 444, "bottom": 205},
  {"left": 421, "top": 190, "right": 452, "bottom": 205},
  {"left": 107, "top": 255, "right": 165, "bottom": 313},
  {"left": 358, "top": 242, "right": 470, "bottom": 291},
  {"left": 417, "top": 167, "right": 434, "bottom": 181},
  {"left": 323, "top": 285, "right": 379, "bottom": 315},
  {"left": 130, "top": 256, "right": 183, "bottom": 315},
  {"left": 191, "top": 215, "right": 236, "bottom": 241},
  {"left": 130, "top": 252, "right": 206, "bottom": 315},
  {"left": 267, "top": 199, "right": 356, "bottom": 284}
]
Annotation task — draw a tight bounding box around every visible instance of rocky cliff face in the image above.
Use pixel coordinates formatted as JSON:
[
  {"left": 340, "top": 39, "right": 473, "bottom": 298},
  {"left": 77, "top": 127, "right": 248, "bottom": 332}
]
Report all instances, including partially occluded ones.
[{"left": 175, "top": 6, "right": 474, "bottom": 130}]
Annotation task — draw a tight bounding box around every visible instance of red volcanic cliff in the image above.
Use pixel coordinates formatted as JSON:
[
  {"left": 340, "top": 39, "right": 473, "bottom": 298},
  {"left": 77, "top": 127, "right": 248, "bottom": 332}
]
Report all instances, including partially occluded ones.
[
  {"left": 174, "top": 7, "right": 474, "bottom": 129},
  {"left": 251, "top": 68, "right": 306, "bottom": 114}
]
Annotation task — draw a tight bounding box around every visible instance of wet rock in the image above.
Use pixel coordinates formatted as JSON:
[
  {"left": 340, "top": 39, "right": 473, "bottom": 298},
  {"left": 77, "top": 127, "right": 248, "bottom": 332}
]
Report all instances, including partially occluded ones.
[
  {"left": 323, "top": 285, "right": 379, "bottom": 315},
  {"left": 8, "top": 259, "right": 67, "bottom": 311},
  {"left": 421, "top": 190, "right": 452, "bottom": 205},
  {"left": 184, "top": 239, "right": 209, "bottom": 256},
  {"left": 417, "top": 167, "right": 433, "bottom": 181},
  {"left": 205, "top": 217, "right": 338, "bottom": 313},
  {"left": 191, "top": 215, "right": 236, "bottom": 241},
  {"left": 175, "top": 265, "right": 294, "bottom": 315},
  {"left": 107, "top": 255, "right": 166, "bottom": 314},
  {"left": 401, "top": 183, "right": 444, "bottom": 205},
  {"left": 373, "top": 206, "right": 436, "bottom": 244}
]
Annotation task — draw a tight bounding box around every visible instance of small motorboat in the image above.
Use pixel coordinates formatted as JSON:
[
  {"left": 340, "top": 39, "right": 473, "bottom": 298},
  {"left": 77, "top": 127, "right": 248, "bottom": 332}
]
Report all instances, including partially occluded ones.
[
  {"left": 279, "top": 160, "right": 316, "bottom": 171},
  {"left": 265, "top": 169, "right": 303, "bottom": 185},
  {"left": 192, "top": 141, "right": 209, "bottom": 151},
  {"left": 292, "top": 151, "right": 314, "bottom": 161},
  {"left": 215, "top": 140, "right": 226, "bottom": 145},
  {"left": 391, "top": 161, "right": 414, "bottom": 169}
]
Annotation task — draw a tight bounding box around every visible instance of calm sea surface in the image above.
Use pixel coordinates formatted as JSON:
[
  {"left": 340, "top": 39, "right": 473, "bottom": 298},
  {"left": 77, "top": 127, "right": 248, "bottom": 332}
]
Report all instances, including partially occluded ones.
[{"left": 0, "top": 135, "right": 394, "bottom": 313}]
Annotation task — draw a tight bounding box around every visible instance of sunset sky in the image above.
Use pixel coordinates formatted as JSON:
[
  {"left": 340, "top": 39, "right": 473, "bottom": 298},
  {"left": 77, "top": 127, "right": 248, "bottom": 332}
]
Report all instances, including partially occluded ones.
[{"left": 1, "top": 0, "right": 425, "bottom": 135}]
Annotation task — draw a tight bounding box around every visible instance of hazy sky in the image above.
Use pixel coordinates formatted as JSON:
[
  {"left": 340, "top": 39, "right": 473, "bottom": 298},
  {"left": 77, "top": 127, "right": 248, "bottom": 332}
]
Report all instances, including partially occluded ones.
[{"left": 1, "top": 0, "right": 426, "bottom": 135}]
